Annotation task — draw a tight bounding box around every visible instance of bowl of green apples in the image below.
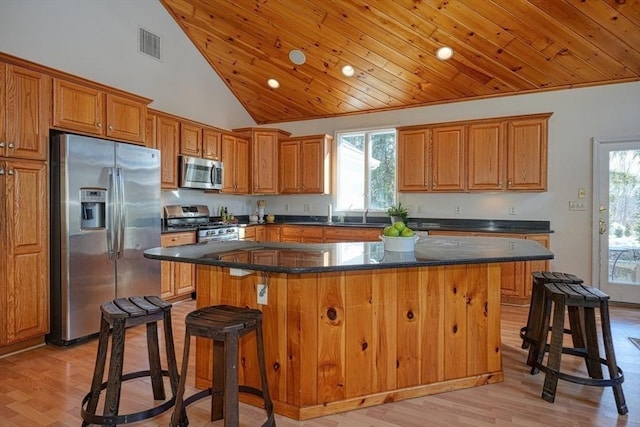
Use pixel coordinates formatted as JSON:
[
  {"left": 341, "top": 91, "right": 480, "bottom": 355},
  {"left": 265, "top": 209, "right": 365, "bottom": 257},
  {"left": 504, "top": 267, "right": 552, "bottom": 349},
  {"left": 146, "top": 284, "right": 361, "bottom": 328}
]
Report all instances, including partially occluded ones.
[{"left": 380, "top": 221, "right": 419, "bottom": 252}]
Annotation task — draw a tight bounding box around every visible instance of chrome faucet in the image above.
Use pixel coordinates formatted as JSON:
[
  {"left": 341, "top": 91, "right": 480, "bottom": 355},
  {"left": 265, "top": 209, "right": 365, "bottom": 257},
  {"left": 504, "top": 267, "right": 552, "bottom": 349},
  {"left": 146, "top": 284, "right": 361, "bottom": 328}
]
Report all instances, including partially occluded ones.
[{"left": 362, "top": 209, "right": 369, "bottom": 223}]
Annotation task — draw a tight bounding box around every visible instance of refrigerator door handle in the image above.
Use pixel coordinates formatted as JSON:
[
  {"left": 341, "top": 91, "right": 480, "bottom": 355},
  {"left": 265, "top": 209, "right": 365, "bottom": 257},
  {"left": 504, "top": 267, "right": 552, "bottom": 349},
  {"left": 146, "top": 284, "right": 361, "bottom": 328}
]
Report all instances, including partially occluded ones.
[
  {"left": 107, "top": 167, "right": 117, "bottom": 260},
  {"left": 117, "top": 167, "right": 126, "bottom": 259}
]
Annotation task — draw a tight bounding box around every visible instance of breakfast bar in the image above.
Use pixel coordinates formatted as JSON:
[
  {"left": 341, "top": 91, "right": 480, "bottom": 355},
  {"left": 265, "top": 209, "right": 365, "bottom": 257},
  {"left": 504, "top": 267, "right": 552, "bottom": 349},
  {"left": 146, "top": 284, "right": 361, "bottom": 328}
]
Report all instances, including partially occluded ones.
[{"left": 144, "top": 236, "right": 553, "bottom": 420}]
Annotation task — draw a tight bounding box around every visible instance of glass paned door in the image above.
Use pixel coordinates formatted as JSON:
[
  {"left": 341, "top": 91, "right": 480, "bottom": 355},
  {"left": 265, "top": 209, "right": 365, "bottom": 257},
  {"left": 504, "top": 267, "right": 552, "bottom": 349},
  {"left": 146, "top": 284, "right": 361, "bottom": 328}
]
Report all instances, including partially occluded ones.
[{"left": 594, "top": 136, "right": 640, "bottom": 304}]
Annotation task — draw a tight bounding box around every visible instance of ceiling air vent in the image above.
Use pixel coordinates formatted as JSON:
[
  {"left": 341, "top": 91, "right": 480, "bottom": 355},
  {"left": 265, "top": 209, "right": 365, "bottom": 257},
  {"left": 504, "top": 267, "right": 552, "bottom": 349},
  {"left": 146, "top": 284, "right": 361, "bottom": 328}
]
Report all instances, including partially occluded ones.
[{"left": 139, "top": 27, "right": 161, "bottom": 61}]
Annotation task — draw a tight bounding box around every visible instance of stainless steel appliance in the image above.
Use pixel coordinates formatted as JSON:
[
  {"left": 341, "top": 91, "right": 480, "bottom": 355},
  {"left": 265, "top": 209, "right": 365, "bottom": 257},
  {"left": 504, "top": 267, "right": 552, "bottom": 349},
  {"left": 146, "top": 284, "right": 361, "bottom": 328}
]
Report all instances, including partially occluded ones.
[
  {"left": 164, "top": 205, "right": 239, "bottom": 242},
  {"left": 49, "top": 133, "right": 161, "bottom": 345},
  {"left": 179, "top": 156, "right": 223, "bottom": 190}
]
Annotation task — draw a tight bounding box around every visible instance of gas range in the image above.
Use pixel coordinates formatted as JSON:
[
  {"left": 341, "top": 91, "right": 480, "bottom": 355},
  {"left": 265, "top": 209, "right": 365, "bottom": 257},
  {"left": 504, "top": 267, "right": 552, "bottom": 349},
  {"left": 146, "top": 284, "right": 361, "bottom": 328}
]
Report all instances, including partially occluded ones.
[{"left": 164, "top": 205, "right": 239, "bottom": 243}]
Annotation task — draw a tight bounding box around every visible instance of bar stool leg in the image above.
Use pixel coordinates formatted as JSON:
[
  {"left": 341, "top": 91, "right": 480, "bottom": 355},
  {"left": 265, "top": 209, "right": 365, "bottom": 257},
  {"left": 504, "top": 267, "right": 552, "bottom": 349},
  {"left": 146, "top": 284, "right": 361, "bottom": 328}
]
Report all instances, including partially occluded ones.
[
  {"left": 146, "top": 321, "right": 166, "bottom": 400},
  {"left": 104, "top": 320, "right": 127, "bottom": 424},
  {"left": 522, "top": 279, "right": 544, "bottom": 349},
  {"left": 170, "top": 332, "right": 192, "bottom": 427},
  {"left": 211, "top": 340, "right": 225, "bottom": 421},
  {"left": 542, "top": 296, "right": 566, "bottom": 403},
  {"left": 83, "top": 316, "right": 111, "bottom": 426},
  {"left": 255, "top": 323, "right": 274, "bottom": 416},
  {"left": 582, "top": 307, "right": 604, "bottom": 379},
  {"left": 163, "top": 309, "right": 181, "bottom": 396},
  {"left": 599, "top": 301, "right": 628, "bottom": 415},
  {"left": 224, "top": 333, "right": 240, "bottom": 427},
  {"left": 530, "top": 291, "right": 552, "bottom": 374}
]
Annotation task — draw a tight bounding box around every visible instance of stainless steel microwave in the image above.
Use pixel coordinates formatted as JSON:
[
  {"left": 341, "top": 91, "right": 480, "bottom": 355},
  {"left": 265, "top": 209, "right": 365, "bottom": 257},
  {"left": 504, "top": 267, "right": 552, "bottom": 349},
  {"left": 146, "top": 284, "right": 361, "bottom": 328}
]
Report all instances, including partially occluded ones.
[{"left": 179, "top": 156, "right": 223, "bottom": 190}]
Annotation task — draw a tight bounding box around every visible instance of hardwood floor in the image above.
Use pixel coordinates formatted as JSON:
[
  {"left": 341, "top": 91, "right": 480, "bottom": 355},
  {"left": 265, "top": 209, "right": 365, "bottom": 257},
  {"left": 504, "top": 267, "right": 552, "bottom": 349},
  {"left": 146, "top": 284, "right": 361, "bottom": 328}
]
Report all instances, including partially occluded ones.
[{"left": 0, "top": 300, "right": 638, "bottom": 426}]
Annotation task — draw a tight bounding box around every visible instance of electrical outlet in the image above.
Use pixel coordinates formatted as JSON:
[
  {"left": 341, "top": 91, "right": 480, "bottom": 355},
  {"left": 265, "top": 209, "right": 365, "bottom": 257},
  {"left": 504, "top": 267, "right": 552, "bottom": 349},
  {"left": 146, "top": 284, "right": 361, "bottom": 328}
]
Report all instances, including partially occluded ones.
[
  {"left": 285, "top": 204, "right": 290, "bottom": 212},
  {"left": 417, "top": 205, "right": 424, "bottom": 214},
  {"left": 454, "top": 206, "right": 461, "bottom": 214},
  {"left": 257, "top": 284, "right": 268, "bottom": 305},
  {"left": 509, "top": 206, "right": 516, "bottom": 215},
  {"left": 304, "top": 203, "right": 311, "bottom": 212},
  {"left": 578, "top": 188, "right": 586, "bottom": 199},
  {"left": 569, "top": 201, "right": 586, "bottom": 211}
]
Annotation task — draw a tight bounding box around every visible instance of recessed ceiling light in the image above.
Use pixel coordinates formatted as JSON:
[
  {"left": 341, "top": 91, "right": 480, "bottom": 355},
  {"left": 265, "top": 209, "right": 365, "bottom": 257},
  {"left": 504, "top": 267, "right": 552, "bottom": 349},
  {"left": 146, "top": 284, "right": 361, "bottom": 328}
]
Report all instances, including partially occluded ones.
[
  {"left": 267, "top": 78, "right": 280, "bottom": 89},
  {"left": 436, "top": 46, "right": 454, "bottom": 60},
  {"left": 289, "top": 49, "right": 306, "bottom": 65},
  {"left": 342, "top": 65, "right": 355, "bottom": 77}
]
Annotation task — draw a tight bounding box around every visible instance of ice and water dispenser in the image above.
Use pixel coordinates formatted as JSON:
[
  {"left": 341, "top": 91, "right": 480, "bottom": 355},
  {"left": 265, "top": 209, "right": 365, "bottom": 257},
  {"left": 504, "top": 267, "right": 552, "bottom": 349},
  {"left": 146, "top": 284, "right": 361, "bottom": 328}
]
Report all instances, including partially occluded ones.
[{"left": 80, "top": 188, "right": 106, "bottom": 229}]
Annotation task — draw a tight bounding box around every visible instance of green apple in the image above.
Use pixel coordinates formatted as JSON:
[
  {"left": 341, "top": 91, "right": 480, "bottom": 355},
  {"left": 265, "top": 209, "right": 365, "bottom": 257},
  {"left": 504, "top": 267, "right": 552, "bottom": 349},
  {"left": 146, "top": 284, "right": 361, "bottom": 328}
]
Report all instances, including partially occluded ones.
[
  {"left": 400, "top": 227, "right": 414, "bottom": 237},
  {"left": 392, "top": 221, "right": 406, "bottom": 232},
  {"left": 384, "top": 226, "right": 400, "bottom": 237}
]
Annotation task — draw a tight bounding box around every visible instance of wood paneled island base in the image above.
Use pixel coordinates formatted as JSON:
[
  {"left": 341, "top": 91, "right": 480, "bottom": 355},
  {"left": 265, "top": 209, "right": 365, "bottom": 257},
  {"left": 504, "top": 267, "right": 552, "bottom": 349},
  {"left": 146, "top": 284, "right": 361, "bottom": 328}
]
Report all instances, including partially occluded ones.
[{"left": 194, "top": 263, "right": 503, "bottom": 420}]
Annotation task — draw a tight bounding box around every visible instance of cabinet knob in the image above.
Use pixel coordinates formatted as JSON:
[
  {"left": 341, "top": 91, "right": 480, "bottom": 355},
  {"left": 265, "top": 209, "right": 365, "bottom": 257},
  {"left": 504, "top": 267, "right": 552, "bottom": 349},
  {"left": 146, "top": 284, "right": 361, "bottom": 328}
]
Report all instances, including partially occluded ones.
[
  {"left": 498, "top": 181, "right": 502, "bottom": 186},
  {"left": 109, "top": 125, "right": 114, "bottom": 130},
  {"left": 97, "top": 122, "right": 102, "bottom": 128},
  {"left": 0, "top": 168, "right": 4, "bottom": 175},
  {"left": 0, "top": 142, "right": 4, "bottom": 148},
  {"left": 432, "top": 182, "right": 437, "bottom": 187},
  {"left": 508, "top": 180, "right": 512, "bottom": 186},
  {"left": 8, "top": 143, "right": 14, "bottom": 149},
  {"left": 8, "top": 169, "right": 13, "bottom": 175}
]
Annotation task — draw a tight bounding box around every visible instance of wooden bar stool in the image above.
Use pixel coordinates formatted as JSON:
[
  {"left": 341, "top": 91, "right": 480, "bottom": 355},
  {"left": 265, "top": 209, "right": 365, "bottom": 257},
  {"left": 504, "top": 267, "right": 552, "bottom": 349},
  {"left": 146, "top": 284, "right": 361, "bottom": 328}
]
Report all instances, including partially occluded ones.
[
  {"left": 531, "top": 283, "right": 627, "bottom": 415},
  {"left": 170, "top": 305, "right": 275, "bottom": 427},
  {"left": 81, "top": 296, "right": 181, "bottom": 426}
]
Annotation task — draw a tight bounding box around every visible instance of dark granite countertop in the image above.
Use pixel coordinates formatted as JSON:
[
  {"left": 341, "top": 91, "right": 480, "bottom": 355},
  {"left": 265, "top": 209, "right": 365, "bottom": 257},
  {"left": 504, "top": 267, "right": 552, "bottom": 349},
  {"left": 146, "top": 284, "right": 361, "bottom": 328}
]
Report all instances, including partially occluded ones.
[
  {"left": 144, "top": 236, "right": 553, "bottom": 274},
  {"left": 162, "top": 217, "right": 552, "bottom": 235}
]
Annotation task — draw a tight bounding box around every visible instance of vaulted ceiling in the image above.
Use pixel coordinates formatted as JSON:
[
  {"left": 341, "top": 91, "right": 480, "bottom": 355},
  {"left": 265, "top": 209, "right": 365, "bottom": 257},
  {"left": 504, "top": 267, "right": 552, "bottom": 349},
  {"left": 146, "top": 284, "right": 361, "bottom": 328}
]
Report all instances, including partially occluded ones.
[{"left": 160, "top": 0, "right": 640, "bottom": 125}]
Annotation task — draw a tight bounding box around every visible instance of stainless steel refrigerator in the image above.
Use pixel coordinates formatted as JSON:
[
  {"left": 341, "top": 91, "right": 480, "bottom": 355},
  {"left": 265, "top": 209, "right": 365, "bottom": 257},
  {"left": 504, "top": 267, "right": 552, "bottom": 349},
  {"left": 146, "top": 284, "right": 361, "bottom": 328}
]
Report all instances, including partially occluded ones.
[{"left": 49, "top": 133, "right": 161, "bottom": 345}]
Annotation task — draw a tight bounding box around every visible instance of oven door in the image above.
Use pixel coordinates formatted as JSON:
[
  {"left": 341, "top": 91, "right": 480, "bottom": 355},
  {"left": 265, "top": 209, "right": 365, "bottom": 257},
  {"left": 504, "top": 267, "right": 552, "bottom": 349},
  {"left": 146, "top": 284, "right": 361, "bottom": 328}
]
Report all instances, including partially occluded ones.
[{"left": 179, "top": 156, "right": 223, "bottom": 190}]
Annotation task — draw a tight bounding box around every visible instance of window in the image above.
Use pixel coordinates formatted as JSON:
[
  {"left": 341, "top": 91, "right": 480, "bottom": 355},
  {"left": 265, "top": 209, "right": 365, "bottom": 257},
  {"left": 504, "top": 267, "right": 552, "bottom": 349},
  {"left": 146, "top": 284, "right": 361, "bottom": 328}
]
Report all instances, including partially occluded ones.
[{"left": 335, "top": 129, "right": 396, "bottom": 211}]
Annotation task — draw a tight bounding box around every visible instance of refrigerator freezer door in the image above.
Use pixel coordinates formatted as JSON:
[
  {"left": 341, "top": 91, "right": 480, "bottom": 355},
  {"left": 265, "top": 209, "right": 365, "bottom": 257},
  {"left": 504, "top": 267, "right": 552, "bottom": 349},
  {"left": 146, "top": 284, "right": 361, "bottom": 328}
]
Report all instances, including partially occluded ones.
[
  {"left": 63, "top": 135, "right": 118, "bottom": 341},
  {"left": 115, "top": 143, "right": 161, "bottom": 298}
]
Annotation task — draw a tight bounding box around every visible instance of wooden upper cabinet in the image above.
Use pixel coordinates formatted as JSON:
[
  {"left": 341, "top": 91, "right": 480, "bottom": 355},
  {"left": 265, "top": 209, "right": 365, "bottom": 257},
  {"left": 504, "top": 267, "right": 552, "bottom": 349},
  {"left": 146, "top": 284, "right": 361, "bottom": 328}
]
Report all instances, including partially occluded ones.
[
  {"left": 53, "top": 78, "right": 148, "bottom": 144},
  {"left": 279, "top": 134, "right": 332, "bottom": 194},
  {"left": 398, "top": 129, "right": 429, "bottom": 191},
  {"left": 151, "top": 112, "right": 180, "bottom": 189},
  {"left": 431, "top": 125, "right": 466, "bottom": 191},
  {"left": 202, "top": 128, "right": 221, "bottom": 160},
  {"left": 233, "top": 127, "right": 291, "bottom": 194},
  {"left": 145, "top": 114, "right": 157, "bottom": 149},
  {"left": 180, "top": 121, "right": 202, "bottom": 157},
  {"left": 0, "top": 63, "right": 51, "bottom": 161},
  {"left": 221, "top": 134, "right": 249, "bottom": 194},
  {"left": 507, "top": 115, "right": 549, "bottom": 191},
  {"left": 467, "top": 121, "right": 505, "bottom": 190}
]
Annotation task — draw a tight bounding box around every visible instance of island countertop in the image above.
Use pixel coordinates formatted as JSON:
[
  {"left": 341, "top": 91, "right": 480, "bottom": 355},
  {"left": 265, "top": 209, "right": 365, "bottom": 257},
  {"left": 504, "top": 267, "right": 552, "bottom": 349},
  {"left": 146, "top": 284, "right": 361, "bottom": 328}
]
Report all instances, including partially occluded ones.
[{"left": 143, "top": 235, "right": 553, "bottom": 273}]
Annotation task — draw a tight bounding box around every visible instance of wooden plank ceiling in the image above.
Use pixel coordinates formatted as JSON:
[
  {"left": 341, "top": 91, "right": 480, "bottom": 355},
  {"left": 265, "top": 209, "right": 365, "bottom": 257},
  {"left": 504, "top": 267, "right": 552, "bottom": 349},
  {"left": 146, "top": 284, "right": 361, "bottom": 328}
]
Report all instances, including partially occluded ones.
[{"left": 160, "top": 0, "right": 640, "bottom": 124}]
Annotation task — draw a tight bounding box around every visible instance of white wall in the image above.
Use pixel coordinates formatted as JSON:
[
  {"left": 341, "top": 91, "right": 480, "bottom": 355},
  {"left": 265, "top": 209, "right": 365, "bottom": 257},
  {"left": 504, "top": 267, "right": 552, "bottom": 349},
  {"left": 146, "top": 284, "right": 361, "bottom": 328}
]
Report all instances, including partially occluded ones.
[
  {"left": 0, "top": 0, "right": 253, "bottom": 128},
  {"left": 2, "top": 0, "right": 639, "bottom": 282}
]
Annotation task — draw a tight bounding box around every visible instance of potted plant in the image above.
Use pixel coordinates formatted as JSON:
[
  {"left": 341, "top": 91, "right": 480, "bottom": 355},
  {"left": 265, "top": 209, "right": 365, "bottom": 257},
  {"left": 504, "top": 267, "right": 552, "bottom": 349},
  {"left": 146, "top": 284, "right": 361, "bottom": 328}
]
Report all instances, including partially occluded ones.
[{"left": 387, "top": 202, "right": 409, "bottom": 224}]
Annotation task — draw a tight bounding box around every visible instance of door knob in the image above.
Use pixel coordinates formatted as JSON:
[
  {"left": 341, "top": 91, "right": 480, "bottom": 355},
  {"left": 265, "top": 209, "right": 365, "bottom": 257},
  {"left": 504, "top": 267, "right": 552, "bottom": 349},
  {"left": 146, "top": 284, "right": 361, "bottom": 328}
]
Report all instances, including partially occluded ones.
[{"left": 599, "top": 219, "right": 607, "bottom": 235}]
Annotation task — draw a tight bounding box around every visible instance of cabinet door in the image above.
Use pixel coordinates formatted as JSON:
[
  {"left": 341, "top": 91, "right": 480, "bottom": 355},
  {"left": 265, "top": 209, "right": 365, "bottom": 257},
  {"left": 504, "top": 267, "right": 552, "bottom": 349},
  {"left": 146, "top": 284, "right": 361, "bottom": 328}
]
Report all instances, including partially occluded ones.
[
  {"left": 431, "top": 125, "right": 466, "bottom": 191},
  {"left": 234, "top": 137, "right": 250, "bottom": 193},
  {"left": 160, "top": 261, "right": 175, "bottom": 299},
  {"left": 255, "top": 225, "right": 266, "bottom": 241},
  {"left": 105, "top": 94, "right": 146, "bottom": 144},
  {"left": 53, "top": 78, "right": 103, "bottom": 135},
  {"left": 180, "top": 122, "right": 202, "bottom": 156},
  {"left": 156, "top": 114, "right": 180, "bottom": 189},
  {"left": 507, "top": 118, "right": 548, "bottom": 191},
  {"left": 467, "top": 122, "right": 505, "bottom": 190},
  {"left": 301, "top": 138, "right": 327, "bottom": 193},
  {"left": 252, "top": 130, "right": 278, "bottom": 194},
  {"left": 279, "top": 140, "right": 300, "bottom": 193},
  {"left": 266, "top": 225, "right": 281, "bottom": 242},
  {"left": 145, "top": 114, "right": 157, "bottom": 149},
  {"left": 174, "top": 263, "right": 196, "bottom": 296},
  {"left": 221, "top": 135, "right": 237, "bottom": 192},
  {"left": 1, "top": 159, "right": 49, "bottom": 345},
  {"left": 203, "top": 128, "right": 221, "bottom": 160},
  {"left": 398, "top": 129, "right": 429, "bottom": 191},
  {"left": 0, "top": 64, "right": 51, "bottom": 160}
]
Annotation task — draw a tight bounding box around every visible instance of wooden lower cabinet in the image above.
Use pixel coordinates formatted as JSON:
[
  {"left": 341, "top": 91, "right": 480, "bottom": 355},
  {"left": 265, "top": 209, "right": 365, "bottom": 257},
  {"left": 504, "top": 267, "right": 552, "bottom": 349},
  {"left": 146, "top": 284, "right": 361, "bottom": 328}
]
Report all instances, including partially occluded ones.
[
  {"left": 0, "top": 159, "right": 49, "bottom": 353},
  {"left": 265, "top": 225, "right": 281, "bottom": 242},
  {"left": 240, "top": 225, "right": 266, "bottom": 241},
  {"left": 280, "top": 225, "right": 324, "bottom": 243},
  {"left": 429, "top": 231, "right": 549, "bottom": 305},
  {"left": 323, "top": 226, "right": 382, "bottom": 242},
  {"left": 160, "top": 232, "right": 197, "bottom": 300}
]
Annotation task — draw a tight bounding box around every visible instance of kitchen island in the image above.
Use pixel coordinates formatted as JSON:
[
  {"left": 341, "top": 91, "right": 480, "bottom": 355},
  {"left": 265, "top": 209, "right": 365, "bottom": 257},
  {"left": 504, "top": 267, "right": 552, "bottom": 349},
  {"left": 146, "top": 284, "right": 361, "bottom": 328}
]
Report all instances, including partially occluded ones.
[{"left": 144, "top": 236, "right": 553, "bottom": 420}]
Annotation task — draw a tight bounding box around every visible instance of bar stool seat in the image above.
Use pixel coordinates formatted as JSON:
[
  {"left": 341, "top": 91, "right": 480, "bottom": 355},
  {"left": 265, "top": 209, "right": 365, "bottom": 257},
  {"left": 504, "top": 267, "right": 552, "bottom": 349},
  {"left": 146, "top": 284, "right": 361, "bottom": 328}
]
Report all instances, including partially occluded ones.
[
  {"left": 170, "top": 305, "right": 275, "bottom": 427},
  {"left": 531, "top": 283, "right": 627, "bottom": 415},
  {"left": 81, "top": 296, "right": 181, "bottom": 426}
]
